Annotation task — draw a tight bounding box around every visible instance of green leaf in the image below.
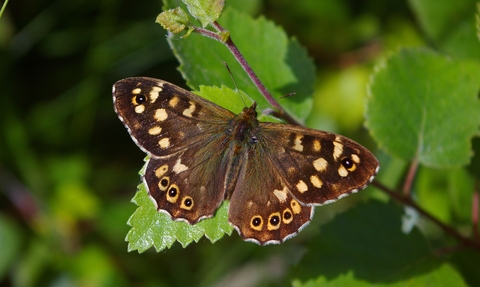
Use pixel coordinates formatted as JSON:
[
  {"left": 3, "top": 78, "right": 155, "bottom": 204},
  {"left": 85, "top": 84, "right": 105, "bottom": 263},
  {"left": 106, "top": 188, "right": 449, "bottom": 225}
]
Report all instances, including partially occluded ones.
[
  {"left": 292, "top": 201, "right": 450, "bottom": 284},
  {"left": 195, "top": 85, "right": 251, "bottom": 114},
  {"left": 366, "top": 47, "right": 480, "bottom": 167},
  {"left": 156, "top": 7, "right": 191, "bottom": 34},
  {"left": 415, "top": 167, "right": 475, "bottom": 225},
  {"left": 293, "top": 264, "right": 466, "bottom": 287},
  {"left": 125, "top": 159, "right": 233, "bottom": 252},
  {"left": 183, "top": 0, "right": 225, "bottom": 28},
  {"left": 194, "top": 85, "right": 280, "bottom": 122},
  {"left": 408, "top": 0, "right": 480, "bottom": 59},
  {"left": 166, "top": 7, "right": 315, "bottom": 124}
]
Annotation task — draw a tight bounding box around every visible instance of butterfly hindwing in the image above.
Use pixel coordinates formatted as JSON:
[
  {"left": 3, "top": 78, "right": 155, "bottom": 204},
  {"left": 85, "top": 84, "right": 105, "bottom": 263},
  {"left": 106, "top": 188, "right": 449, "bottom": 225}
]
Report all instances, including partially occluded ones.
[{"left": 228, "top": 145, "right": 314, "bottom": 245}]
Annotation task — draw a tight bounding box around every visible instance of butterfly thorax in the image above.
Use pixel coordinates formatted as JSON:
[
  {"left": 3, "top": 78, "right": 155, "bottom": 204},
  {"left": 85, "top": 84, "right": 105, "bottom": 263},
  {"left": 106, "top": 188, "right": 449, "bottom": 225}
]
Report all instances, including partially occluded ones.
[{"left": 229, "top": 102, "right": 259, "bottom": 145}]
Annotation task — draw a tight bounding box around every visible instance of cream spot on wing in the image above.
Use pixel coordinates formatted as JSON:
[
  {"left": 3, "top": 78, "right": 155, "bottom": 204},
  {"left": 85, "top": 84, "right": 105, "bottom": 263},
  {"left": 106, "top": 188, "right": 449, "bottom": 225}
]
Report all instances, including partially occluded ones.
[
  {"left": 333, "top": 137, "right": 343, "bottom": 160},
  {"left": 158, "top": 176, "right": 169, "bottom": 191},
  {"left": 292, "top": 135, "right": 304, "bottom": 152},
  {"left": 273, "top": 186, "right": 288, "bottom": 203},
  {"left": 134, "top": 104, "right": 145, "bottom": 114},
  {"left": 169, "top": 96, "right": 179, "bottom": 107},
  {"left": 310, "top": 175, "right": 323, "bottom": 188},
  {"left": 338, "top": 166, "right": 348, "bottom": 177},
  {"left": 149, "top": 86, "right": 162, "bottom": 103},
  {"left": 182, "top": 101, "right": 196, "bottom": 117},
  {"left": 148, "top": 126, "right": 162, "bottom": 135},
  {"left": 351, "top": 154, "right": 360, "bottom": 164},
  {"left": 166, "top": 184, "right": 179, "bottom": 203},
  {"left": 250, "top": 215, "right": 263, "bottom": 231},
  {"left": 158, "top": 138, "right": 170, "bottom": 148},
  {"left": 290, "top": 199, "right": 301, "bottom": 214},
  {"left": 180, "top": 196, "right": 194, "bottom": 210},
  {"left": 132, "top": 88, "right": 142, "bottom": 94},
  {"left": 296, "top": 180, "right": 308, "bottom": 193},
  {"left": 313, "top": 158, "right": 328, "bottom": 172},
  {"left": 282, "top": 209, "right": 293, "bottom": 224},
  {"left": 154, "top": 108, "right": 168, "bottom": 122},
  {"left": 173, "top": 158, "right": 188, "bottom": 174},
  {"left": 155, "top": 165, "right": 168, "bottom": 178},
  {"left": 313, "top": 140, "right": 321, "bottom": 152},
  {"left": 267, "top": 212, "right": 281, "bottom": 230}
]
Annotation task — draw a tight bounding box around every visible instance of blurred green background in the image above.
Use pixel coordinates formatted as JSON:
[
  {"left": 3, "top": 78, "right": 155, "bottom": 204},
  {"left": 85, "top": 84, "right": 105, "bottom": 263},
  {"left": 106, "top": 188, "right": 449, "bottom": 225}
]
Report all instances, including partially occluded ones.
[{"left": 1, "top": 0, "right": 475, "bottom": 286}]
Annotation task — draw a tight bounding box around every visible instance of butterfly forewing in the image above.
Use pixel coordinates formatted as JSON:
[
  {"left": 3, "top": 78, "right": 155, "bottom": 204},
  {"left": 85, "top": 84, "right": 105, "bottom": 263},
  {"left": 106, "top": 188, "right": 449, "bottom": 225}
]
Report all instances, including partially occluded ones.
[
  {"left": 113, "top": 77, "right": 379, "bottom": 245},
  {"left": 113, "top": 77, "right": 234, "bottom": 157}
]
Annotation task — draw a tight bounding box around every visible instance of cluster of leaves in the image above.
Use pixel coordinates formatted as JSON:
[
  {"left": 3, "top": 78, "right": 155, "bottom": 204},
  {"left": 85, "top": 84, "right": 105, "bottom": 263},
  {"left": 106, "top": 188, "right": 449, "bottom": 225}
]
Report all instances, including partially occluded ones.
[
  {"left": 128, "top": 0, "right": 480, "bottom": 286},
  {"left": 1, "top": 0, "right": 479, "bottom": 286}
]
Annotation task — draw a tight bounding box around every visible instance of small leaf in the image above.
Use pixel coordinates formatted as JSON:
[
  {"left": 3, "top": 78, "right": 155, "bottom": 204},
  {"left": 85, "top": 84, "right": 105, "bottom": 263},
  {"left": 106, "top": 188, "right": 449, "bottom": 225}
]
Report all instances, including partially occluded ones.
[
  {"left": 125, "top": 159, "right": 233, "bottom": 252},
  {"left": 156, "top": 7, "right": 191, "bottom": 34},
  {"left": 183, "top": 0, "right": 225, "bottom": 28},
  {"left": 195, "top": 85, "right": 281, "bottom": 123},
  {"left": 366, "top": 47, "right": 480, "bottom": 167},
  {"left": 195, "top": 85, "right": 249, "bottom": 113}
]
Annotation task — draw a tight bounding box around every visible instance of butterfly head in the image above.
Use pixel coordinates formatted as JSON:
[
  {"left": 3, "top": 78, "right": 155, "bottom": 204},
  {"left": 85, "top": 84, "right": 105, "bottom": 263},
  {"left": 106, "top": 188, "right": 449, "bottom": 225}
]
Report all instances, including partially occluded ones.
[{"left": 242, "top": 101, "right": 258, "bottom": 119}]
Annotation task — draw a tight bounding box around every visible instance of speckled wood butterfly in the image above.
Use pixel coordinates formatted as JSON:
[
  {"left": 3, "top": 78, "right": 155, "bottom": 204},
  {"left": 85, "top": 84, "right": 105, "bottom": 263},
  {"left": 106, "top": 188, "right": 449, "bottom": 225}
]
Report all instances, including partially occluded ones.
[{"left": 113, "top": 77, "right": 379, "bottom": 245}]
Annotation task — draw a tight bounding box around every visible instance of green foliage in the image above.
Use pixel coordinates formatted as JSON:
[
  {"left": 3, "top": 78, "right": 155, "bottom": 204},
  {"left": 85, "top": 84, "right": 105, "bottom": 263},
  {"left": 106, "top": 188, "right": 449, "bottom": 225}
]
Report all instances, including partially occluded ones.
[
  {"left": 0, "top": 215, "right": 22, "bottom": 279},
  {"left": 408, "top": 0, "right": 480, "bottom": 59},
  {"left": 293, "top": 264, "right": 467, "bottom": 287},
  {"left": 366, "top": 47, "right": 480, "bottom": 167},
  {"left": 164, "top": 3, "right": 316, "bottom": 123},
  {"left": 2, "top": 0, "right": 480, "bottom": 286},
  {"left": 292, "top": 201, "right": 469, "bottom": 286}
]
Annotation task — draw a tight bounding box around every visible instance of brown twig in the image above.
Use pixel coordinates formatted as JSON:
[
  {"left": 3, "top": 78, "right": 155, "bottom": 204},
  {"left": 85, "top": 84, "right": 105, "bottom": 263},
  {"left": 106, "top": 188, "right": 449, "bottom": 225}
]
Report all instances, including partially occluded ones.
[
  {"left": 403, "top": 158, "right": 419, "bottom": 196},
  {"left": 473, "top": 184, "right": 479, "bottom": 242},
  {"left": 371, "top": 180, "right": 480, "bottom": 251},
  {"left": 192, "top": 24, "right": 301, "bottom": 126}
]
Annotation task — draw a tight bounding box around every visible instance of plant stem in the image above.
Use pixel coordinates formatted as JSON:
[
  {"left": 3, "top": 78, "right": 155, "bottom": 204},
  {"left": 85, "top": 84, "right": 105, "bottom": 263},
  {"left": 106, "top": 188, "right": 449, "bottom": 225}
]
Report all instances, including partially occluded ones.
[
  {"left": 371, "top": 180, "right": 480, "bottom": 251},
  {"left": 0, "top": 0, "right": 9, "bottom": 19},
  {"left": 403, "top": 158, "right": 418, "bottom": 196},
  {"left": 193, "top": 24, "right": 301, "bottom": 126},
  {"left": 473, "top": 185, "right": 479, "bottom": 242}
]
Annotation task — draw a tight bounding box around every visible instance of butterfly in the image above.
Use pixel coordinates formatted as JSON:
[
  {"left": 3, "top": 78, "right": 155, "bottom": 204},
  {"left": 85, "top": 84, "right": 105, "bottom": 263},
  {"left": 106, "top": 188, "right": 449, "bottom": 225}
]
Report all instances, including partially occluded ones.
[{"left": 113, "top": 77, "right": 379, "bottom": 245}]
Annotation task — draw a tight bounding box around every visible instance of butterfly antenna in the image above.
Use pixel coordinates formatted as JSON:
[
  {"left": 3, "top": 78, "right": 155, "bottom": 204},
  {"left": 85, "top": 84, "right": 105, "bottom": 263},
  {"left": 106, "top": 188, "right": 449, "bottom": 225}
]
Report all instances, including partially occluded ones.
[
  {"left": 223, "top": 62, "right": 239, "bottom": 92},
  {"left": 223, "top": 62, "right": 248, "bottom": 107},
  {"left": 279, "top": 92, "right": 297, "bottom": 100}
]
